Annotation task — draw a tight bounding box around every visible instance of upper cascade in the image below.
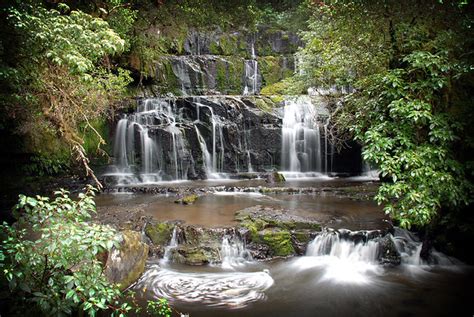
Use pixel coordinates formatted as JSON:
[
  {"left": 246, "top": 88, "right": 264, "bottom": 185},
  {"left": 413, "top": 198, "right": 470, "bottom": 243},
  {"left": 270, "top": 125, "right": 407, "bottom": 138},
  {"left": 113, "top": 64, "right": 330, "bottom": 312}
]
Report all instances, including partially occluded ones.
[
  {"left": 135, "top": 27, "right": 300, "bottom": 96},
  {"left": 104, "top": 95, "right": 362, "bottom": 185}
]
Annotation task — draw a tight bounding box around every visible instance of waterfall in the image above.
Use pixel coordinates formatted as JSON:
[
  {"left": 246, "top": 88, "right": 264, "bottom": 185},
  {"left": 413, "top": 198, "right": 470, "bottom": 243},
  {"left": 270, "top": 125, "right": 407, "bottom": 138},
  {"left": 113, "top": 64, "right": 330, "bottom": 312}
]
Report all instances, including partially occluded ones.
[
  {"left": 195, "top": 126, "right": 213, "bottom": 177},
  {"left": 295, "top": 228, "right": 460, "bottom": 284},
  {"left": 306, "top": 230, "right": 380, "bottom": 262},
  {"left": 243, "top": 39, "right": 259, "bottom": 95},
  {"left": 281, "top": 96, "right": 326, "bottom": 177},
  {"left": 194, "top": 102, "right": 226, "bottom": 178},
  {"left": 220, "top": 234, "right": 252, "bottom": 269},
  {"left": 242, "top": 124, "right": 253, "bottom": 172},
  {"left": 163, "top": 226, "right": 179, "bottom": 262},
  {"left": 106, "top": 98, "right": 194, "bottom": 184}
]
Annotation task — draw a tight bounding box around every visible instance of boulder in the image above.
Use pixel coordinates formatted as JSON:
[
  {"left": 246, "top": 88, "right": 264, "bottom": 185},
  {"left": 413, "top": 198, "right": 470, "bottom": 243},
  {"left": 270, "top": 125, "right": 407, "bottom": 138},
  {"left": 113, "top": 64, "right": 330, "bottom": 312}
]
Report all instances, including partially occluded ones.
[
  {"left": 105, "top": 230, "right": 149, "bottom": 290},
  {"left": 174, "top": 194, "right": 199, "bottom": 205},
  {"left": 377, "top": 235, "right": 401, "bottom": 266},
  {"left": 265, "top": 171, "right": 286, "bottom": 184}
]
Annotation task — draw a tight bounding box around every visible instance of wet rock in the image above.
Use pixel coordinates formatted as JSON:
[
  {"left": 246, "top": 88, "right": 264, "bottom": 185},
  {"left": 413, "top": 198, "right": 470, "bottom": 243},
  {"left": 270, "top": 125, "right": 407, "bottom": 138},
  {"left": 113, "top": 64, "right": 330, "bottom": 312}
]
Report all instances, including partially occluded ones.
[
  {"left": 105, "top": 230, "right": 149, "bottom": 290},
  {"left": 265, "top": 171, "right": 286, "bottom": 184},
  {"left": 256, "top": 228, "right": 295, "bottom": 257},
  {"left": 236, "top": 205, "right": 322, "bottom": 231},
  {"left": 170, "top": 245, "right": 220, "bottom": 265},
  {"left": 236, "top": 205, "right": 322, "bottom": 258},
  {"left": 144, "top": 221, "right": 177, "bottom": 246},
  {"left": 378, "top": 235, "right": 401, "bottom": 266},
  {"left": 174, "top": 194, "right": 199, "bottom": 205},
  {"left": 291, "top": 229, "right": 313, "bottom": 255}
]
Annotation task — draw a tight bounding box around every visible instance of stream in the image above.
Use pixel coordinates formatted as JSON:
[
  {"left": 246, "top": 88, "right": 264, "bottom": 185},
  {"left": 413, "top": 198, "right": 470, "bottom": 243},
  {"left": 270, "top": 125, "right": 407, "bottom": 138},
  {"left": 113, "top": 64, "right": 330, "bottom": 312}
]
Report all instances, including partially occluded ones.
[{"left": 96, "top": 178, "right": 473, "bottom": 316}]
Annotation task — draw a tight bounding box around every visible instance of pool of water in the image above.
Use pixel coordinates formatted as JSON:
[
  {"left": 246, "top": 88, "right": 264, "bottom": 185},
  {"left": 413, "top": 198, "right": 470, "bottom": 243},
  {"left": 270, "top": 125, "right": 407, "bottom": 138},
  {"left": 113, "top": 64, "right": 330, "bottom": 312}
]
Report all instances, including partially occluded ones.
[
  {"left": 96, "top": 191, "right": 386, "bottom": 230},
  {"left": 135, "top": 257, "right": 472, "bottom": 317}
]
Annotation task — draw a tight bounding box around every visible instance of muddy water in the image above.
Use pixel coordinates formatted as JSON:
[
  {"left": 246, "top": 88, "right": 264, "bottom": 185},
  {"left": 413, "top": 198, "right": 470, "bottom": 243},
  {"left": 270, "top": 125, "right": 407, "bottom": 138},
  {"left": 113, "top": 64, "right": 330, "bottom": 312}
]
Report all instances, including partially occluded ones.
[
  {"left": 96, "top": 191, "right": 386, "bottom": 230},
  {"left": 96, "top": 178, "right": 386, "bottom": 230}
]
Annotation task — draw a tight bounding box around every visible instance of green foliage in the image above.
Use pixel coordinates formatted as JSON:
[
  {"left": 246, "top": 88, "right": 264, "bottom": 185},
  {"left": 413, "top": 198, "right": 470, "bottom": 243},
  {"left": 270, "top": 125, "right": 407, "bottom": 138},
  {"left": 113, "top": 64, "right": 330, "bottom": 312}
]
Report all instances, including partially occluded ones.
[
  {"left": 146, "top": 298, "right": 172, "bottom": 317},
  {"left": 0, "top": 186, "right": 134, "bottom": 316},
  {"left": 23, "top": 154, "right": 70, "bottom": 177},
  {"left": 1, "top": 2, "right": 133, "bottom": 183},
  {"left": 298, "top": 0, "right": 474, "bottom": 228},
  {"left": 8, "top": 4, "right": 125, "bottom": 77}
]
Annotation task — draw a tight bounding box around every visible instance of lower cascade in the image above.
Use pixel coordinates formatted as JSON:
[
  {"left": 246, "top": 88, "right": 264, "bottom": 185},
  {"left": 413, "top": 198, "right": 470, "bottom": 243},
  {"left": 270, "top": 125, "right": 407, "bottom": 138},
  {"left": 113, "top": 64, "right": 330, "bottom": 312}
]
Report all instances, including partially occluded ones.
[
  {"left": 104, "top": 95, "right": 342, "bottom": 185},
  {"left": 136, "top": 224, "right": 463, "bottom": 309},
  {"left": 220, "top": 234, "right": 253, "bottom": 269}
]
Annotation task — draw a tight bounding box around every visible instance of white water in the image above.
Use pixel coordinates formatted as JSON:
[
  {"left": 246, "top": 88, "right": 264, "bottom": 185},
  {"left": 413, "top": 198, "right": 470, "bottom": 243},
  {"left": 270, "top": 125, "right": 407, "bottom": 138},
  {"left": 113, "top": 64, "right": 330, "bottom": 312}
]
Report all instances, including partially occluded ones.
[
  {"left": 281, "top": 96, "right": 326, "bottom": 174},
  {"left": 163, "top": 226, "right": 179, "bottom": 262},
  {"left": 220, "top": 234, "right": 253, "bottom": 269},
  {"left": 137, "top": 265, "right": 274, "bottom": 309},
  {"left": 106, "top": 98, "right": 192, "bottom": 184},
  {"left": 291, "top": 228, "right": 460, "bottom": 284},
  {"left": 292, "top": 230, "right": 382, "bottom": 284},
  {"left": 243, "top": 40, "right": 259, "bottom": 95},
  {"left": 194, "top": 101, "right": 226, "bottom": 179}
]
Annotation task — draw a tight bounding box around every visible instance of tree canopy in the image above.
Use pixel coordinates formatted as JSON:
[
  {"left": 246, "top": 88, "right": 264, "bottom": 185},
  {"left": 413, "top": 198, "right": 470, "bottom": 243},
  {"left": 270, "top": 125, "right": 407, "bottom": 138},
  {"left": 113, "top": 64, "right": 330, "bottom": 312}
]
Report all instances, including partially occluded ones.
[{"left": 296, "top": 0, "right": 473, "bottom": 228}]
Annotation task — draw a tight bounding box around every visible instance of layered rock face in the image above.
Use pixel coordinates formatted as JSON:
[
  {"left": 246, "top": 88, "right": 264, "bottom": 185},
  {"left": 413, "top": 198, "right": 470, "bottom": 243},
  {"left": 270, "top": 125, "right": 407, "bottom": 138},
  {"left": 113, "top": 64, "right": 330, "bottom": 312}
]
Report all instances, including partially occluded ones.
[
  {"left": 105, "top": 95, "right": 362, "bottom": 184},
  {"left": 107, "top": 26, "right": 364, "bottom": 184},
  {"left": 133, "top": 27, "right": 301, "bottom": 96}
]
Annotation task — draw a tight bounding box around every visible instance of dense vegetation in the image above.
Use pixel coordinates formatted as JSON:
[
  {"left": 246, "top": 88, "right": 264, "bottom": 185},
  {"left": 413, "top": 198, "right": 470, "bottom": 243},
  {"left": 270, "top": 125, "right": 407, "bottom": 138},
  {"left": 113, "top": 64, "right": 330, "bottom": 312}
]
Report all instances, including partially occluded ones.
[
  {"left": 295, "top": 0, "right": 473, "bottom": 230},
  {"left": 0, "top": 186, "right": 175, "bottom": 316}
]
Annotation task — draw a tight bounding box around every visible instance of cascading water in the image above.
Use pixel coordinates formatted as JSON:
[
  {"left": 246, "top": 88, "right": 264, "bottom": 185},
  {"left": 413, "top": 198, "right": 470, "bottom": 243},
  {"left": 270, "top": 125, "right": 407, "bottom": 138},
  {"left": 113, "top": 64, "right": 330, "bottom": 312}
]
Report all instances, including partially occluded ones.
[
  {"left": 193, "top": 100, "right": 226, "bottom": 178},
  {"left": 106, "top": 98, "right": 192, "bottom": 184},
  {"left": 281, "top": 96, "right": 330, "bottom": 178},
  {"left": 163, "top": 226, "right": 179, "bottom": 262},
  {"left": 243, "top": 39, "right": 259, "bottom": 95},
  {"left": 220, "top": 234, "right": 253, "bottom": 269},
  {"left": 292, "top": 228, "right": 460, "bottom": 284}
]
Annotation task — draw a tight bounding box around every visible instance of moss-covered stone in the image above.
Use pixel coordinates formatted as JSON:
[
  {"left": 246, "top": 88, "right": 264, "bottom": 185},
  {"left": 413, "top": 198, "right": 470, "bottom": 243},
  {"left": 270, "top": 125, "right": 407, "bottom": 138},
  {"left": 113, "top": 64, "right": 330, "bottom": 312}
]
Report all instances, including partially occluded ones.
[
  {"left": 171, "top": 245, "right": 220, "bottom": 265},
  {"left": 259, "top": 56, "right": 283, "bottom": 86},
  {"left": 292, "top": 229, "right": 313, "bottom": 244},
  {"left": 105, "top": 230, "right": 148, "bottom": 290},
  {"left": 144, "top": 222, "right": 175, "bottom": 246},
  {"left": 175, "top": 194, "right": 199, "bottom": 205},
  {"left": 265, "top": 171, "right": 286, "bottom": 184},
  {"left": 257, "top": 228, "right": 295, "bottom": 257}
]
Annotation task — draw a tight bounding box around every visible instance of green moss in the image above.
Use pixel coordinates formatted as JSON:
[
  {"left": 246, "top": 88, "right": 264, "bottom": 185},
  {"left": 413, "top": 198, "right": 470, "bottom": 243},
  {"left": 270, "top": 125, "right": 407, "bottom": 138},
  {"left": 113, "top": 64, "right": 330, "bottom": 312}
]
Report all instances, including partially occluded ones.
[
  {"left": 209, "top": 40, "right": 223, "bottom": 55},
  {"left": 144, "top": 222, "right": 174, "bottom": 245},
  {"left": 258, "top": 228, "right": 295, "bottom": 256},
  {"left": 253, "top": 97, "right": 277, "bottom": 113},
  {"left": 175, "top": 194, "right": 199, "bottom": 205},
  {"left": 241, "top": 218, "right": 268, "bottom": 240},
  {"left": 80, "top": 118, "right": 111, "bottom": 163},
  {"left": 219, "top": 34, "right": 240, "bottom": 56},
  {"left": 259, "top": 56, "right": 282, "bottom": 86},
  {"left": 109, "top": 230, "right": 149, "bottom": 290},
  {"left": 292, "top": 230, "right": 312, "bottom": 244}
]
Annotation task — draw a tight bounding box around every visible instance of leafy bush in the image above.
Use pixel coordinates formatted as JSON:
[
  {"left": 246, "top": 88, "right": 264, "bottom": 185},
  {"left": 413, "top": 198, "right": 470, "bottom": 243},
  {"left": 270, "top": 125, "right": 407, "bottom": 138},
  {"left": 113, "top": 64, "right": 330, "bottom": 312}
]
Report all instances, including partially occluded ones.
[
  {"left": 0, "top": 186, "right": 179, "bottom": 316},
  {"left": 0, "top": 186, "right": 132, "bottom": 316}
]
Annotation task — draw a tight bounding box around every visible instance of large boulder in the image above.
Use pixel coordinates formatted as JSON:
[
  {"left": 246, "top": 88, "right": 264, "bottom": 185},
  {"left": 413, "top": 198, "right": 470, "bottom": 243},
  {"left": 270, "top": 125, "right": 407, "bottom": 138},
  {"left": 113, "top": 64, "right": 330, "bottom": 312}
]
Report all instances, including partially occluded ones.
[
  {"left": 236, "top": 205, "right": 322, "bottom": 258},
  {"left": 105, "top": 230, "right": 149, "bottom": 290}
]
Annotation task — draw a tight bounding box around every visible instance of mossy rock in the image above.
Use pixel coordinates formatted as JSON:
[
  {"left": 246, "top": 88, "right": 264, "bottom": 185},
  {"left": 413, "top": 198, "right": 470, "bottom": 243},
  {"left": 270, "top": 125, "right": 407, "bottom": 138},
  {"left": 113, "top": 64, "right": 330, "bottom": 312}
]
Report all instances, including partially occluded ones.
[
  {"left": 170, "top": 245, "right": 220, "bottom": 265},
  {"left": 292, "top": 229, "right": 313, "bottom": 244},
  {"left": 181, "top": 226, "right": 224, "bottom": 246},
  {"left": 175, "top": 194, "right": 198, "bottom": 205},
  {"left": 105, "top": 230, "right": 149, "bottom": 290},
  {"left": 240, "top": 218, "right": 268, "bottom": 240},
  {"left": 259, "top": 56, "right": 283, "bottom": 86},
  {"left": 144, "top": 222, "right": 175, "bottom": 246},
  {"left": 257, "top": 228, "right": 295, "bottom": 257}
]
